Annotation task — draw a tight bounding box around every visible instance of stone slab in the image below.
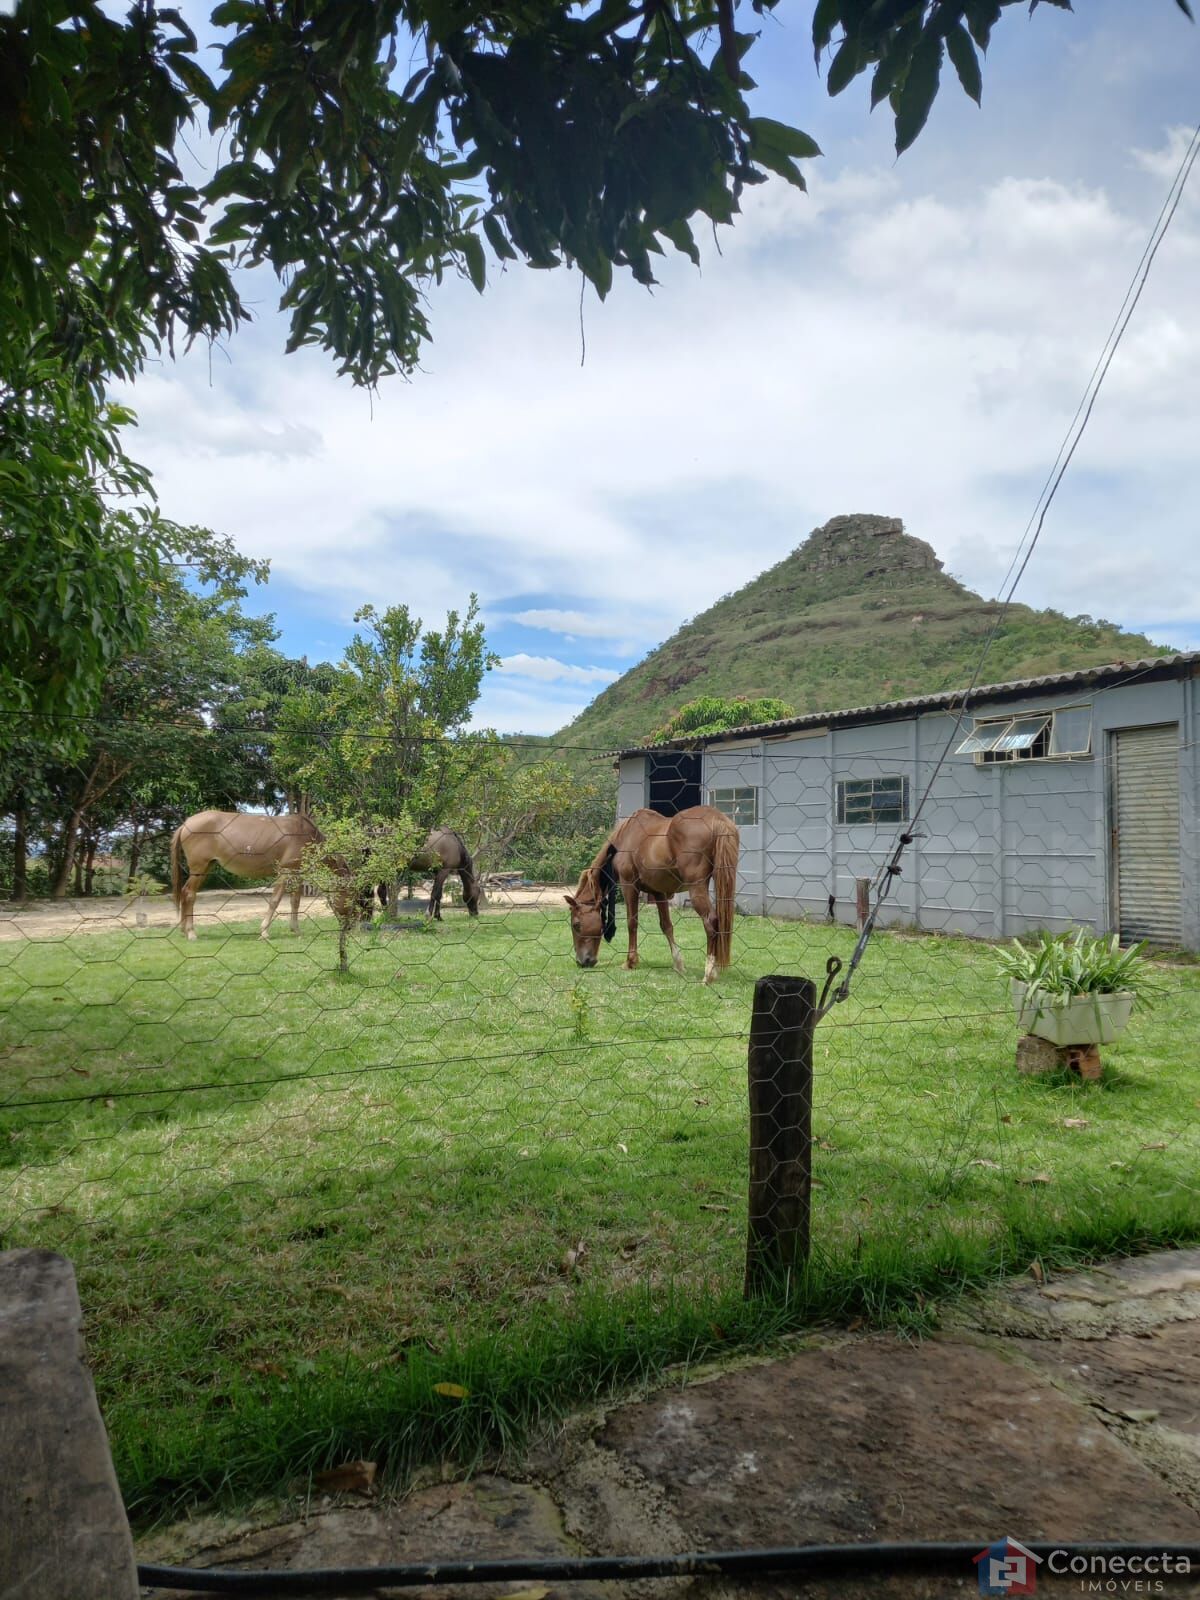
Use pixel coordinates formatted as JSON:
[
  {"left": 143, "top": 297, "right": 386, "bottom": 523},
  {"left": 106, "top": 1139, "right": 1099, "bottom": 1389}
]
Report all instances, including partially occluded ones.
[
  {"left": 960, "top": 1247, "right": 1200, "bottom": 1341},
  {"left": 0, "top": 1248, "right": 138, "bottom": 1600},
  {"left": 597, "top": 1333, "right": 1200, "bottom": 1598},
  {"left": 140, "top": 1475, "right": 618, "bottom": 1600}
]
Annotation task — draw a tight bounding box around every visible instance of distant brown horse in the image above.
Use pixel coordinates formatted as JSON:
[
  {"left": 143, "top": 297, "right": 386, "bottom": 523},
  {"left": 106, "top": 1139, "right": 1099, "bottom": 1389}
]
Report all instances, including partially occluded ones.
[
  {"left": 375, "top": 828, "right": 480, "bottom": 920},
  {"left": 171, "top": 810, "right": 335, "bottom": 941},
  {"left": 566, "top": 806, "right": 739, "bottom": 984}
]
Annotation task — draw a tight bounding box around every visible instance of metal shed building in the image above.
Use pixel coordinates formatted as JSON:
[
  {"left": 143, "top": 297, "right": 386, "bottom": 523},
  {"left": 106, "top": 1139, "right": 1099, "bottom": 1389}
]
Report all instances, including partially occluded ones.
[{"left": 614, "top": 653, "right": 1200, "bottom": 948}]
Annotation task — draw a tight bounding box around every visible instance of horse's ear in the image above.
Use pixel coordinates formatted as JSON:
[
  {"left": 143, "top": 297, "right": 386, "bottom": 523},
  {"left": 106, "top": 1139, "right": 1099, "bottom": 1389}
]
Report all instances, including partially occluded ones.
[{"left": 564, "top": 894, "right": 577, "bottom": 908}]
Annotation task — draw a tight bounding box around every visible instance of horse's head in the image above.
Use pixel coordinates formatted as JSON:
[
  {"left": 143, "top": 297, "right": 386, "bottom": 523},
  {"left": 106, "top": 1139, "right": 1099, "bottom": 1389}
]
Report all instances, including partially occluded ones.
[{"left": 564, "top": 859, "right": 616, "bottom": 968}]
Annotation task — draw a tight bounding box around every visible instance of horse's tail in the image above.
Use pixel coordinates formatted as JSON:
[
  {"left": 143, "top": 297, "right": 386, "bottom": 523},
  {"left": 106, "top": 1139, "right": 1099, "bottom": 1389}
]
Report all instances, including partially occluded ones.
[
  {"left": 598, "top": 845, "right": 618, "bottom": 943},
  {"left": 456, "top": 837, "right": 481, "bottom": 917},
  {"left": 712, "top": 822, "right": 739, "bottom": 969},
  {"left": 170, "top": 826, "right": 184, "bottom": 909}
]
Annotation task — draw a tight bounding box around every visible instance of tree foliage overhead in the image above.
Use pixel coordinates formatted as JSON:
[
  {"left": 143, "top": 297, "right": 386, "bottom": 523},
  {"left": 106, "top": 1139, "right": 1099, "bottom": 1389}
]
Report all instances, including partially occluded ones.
[{"left": 5, "top": 0, "right": 1188, "bottom": 393}]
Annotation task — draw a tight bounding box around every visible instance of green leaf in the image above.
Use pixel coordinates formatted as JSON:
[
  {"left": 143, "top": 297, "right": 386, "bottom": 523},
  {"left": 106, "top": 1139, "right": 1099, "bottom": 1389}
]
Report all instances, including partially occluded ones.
[
  {"left": 893, "top": 30, "right": 943, "bottom": 155},
  {"left": 461, "top": 233, "right": 486, "bottom": 293},
  {"left": 482, "top": 214, "right": 517, "bottom": 262},
  {"left": 205, "top": 163, "right": 255, "bottom": 203},
  {"left": 812, "top": 0, "right": 840, "bottom": 62},
  {"left": 869, "top": 15, "right": 922, "bottom": 109},
  {"left": 750, "top": 145, "right": 807, "bottom": 190},
  {"left": 826, "top": 37, "right": 862, "bottom": 97},
  {"left": 659, "top": 218, "right": 700, "bottom": 266},
  {"left": 946, "top": 23, "right": 983, "bottom": 105},
  {"left": 210, "top": 1, "right": 260, "bottom": 23},
  {"left": 748, "top": 117, "right": 822, "bottom": 160},
  {"left": 584, "top": 250, "right": 612, "bottom": 300},
  {"left": 963, "top": 0, "right": 1002, "bottom": 50}
]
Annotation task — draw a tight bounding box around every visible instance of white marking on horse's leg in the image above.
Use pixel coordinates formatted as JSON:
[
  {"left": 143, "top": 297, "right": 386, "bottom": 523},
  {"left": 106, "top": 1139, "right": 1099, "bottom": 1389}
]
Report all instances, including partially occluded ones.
[
  {"left": 703, "top": 952, "right": 716, "bottom": 985},
  {"left": 672, "top": 943, "right": 685, "bottom": 975}
]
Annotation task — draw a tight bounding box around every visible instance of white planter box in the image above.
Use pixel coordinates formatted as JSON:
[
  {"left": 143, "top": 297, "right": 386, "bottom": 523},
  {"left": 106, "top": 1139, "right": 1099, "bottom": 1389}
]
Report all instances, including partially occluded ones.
[{"left": 1011, "top": 980, "right": 1135, "bottom": 1046}]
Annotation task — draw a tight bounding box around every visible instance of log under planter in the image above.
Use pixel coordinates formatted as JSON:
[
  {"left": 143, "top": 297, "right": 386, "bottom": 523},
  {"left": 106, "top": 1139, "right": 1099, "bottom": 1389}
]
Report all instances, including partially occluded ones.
[{"left": 1016, "top": 1034, "right": 1103, "bottom": 1080}]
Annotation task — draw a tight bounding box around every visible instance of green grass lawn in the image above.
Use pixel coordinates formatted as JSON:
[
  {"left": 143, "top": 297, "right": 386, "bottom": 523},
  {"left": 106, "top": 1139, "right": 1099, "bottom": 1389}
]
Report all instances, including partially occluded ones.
[{"left": 2, "top": 904, "right": 1199, "bottom": 1522}]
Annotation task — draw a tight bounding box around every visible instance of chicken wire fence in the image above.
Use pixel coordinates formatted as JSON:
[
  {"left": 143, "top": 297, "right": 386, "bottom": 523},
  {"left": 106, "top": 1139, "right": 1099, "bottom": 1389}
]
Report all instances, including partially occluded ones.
[{"left": 2, "top": 726, "right": 1199, "bottom": 1508}]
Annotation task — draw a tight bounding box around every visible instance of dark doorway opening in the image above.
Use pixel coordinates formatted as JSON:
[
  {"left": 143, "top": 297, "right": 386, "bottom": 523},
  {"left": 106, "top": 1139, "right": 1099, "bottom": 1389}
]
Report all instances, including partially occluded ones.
[{"left": 648, "top": 753, "right": 702, "bottom": 817}]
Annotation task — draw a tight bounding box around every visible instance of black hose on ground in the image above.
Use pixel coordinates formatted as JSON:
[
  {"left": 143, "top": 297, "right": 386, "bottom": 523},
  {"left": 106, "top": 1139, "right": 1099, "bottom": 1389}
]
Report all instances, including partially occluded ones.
[{"left": 139, "top": 1540, "right": 1200, "bottom": 1595}]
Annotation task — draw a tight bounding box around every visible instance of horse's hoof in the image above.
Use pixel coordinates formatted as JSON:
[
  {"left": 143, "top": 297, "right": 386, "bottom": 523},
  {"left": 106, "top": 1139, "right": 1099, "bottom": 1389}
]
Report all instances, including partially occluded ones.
[
  {"left": 186, "top": 932, "right": 197, "bottom": 943},
  {"left": 673, "top": 956, "right": 685, "bottom": 975}
]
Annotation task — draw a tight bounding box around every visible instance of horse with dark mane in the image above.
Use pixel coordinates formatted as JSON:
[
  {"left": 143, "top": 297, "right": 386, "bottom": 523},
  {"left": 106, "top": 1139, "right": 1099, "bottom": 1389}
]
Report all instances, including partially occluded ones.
[
  {"left": 375, "top": 827, "right": 480, "bottom": 920},
  {"left": 565, "top": 806, "right": 739, "bottom": 984}
]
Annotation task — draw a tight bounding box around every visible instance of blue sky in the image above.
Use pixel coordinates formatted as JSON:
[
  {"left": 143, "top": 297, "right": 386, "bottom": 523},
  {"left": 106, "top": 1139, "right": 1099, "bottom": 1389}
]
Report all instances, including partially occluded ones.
[{"left": 119, "top": 1, "right": 1200, "bottom": 732}]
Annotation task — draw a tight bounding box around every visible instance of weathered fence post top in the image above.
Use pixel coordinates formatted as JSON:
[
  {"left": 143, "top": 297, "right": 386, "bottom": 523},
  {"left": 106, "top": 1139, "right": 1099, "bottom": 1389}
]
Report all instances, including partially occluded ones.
[{"left": 745, "top": 974, "right": 816, "bottom": 1299}]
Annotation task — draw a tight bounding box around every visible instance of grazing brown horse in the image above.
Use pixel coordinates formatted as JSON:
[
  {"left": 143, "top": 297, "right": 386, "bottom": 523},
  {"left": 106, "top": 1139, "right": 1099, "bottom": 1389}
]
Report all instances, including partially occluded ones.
[
  {"left": 566, "top": 806, "right": 739, "bottom": 984},
  {"left": 171, "top": 810, "right": 333, "bottom": 941},
  {"left": 375, "top": 828, "right": 480, "bottom": 919}
]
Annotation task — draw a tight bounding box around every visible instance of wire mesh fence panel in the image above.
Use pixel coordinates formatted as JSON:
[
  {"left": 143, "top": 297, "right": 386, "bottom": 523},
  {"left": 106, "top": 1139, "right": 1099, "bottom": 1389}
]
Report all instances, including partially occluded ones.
[{"left": 2, "top": 713, "right": 1199, "bottom": 1517}]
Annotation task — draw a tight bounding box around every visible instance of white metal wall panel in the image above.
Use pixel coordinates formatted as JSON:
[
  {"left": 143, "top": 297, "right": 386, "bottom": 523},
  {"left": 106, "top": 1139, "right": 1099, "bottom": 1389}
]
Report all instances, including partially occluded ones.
[
  {"left": 616, "top": 757, "right": 646, "bottom": 820},
  {"left": 1112, "top": 724, "right": 1182, "bottom": 944}
]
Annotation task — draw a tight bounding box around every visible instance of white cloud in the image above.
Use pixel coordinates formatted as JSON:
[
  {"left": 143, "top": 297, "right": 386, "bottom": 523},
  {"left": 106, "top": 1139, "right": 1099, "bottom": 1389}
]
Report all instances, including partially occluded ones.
[
  {"left": 497, "top": 654, "right": 619, "bottom": 686},
  {"left": 118, "top": 120, "right": 1200, "bottom": 725},
  {"left": 505, "top": 608, "right": 649, "bottom": 653},
  {"left": 509, "top": 608, "right": 624, "bottom": 638}
]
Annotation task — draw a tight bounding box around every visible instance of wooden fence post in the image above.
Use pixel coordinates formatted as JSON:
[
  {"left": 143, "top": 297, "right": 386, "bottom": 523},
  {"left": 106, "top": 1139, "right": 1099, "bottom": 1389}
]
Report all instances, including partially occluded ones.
[
  {"left": 744, "top": 974, "right": 816, "bottom": 1298},
  {"left": 855, "top": 877, "right": 871, "bottom": 932}
]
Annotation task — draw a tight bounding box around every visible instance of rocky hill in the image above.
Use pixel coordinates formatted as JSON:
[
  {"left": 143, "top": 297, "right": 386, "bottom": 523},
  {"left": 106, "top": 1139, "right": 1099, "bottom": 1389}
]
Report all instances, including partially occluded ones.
[{"left": 556, "top": 514, "right": 1166, "bottom": 752}]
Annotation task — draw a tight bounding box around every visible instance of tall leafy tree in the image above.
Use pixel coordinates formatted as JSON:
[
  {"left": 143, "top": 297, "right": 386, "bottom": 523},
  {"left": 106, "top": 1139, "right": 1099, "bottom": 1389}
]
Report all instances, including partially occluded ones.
[
  {"left": 274, "top": 597, "right": 498, "bottom": 828},
  {"left": 459, "top": 753, "right": 591, "bottom": 879},
  {"left": 14, "top": 528, "right": 273, "bottom": 897}
]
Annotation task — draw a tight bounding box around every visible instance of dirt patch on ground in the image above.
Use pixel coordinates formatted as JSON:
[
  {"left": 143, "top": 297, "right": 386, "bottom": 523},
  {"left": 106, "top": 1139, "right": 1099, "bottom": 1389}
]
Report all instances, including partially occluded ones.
[{"left": 0, "top": 883, "right": 570, "bottom": 943}]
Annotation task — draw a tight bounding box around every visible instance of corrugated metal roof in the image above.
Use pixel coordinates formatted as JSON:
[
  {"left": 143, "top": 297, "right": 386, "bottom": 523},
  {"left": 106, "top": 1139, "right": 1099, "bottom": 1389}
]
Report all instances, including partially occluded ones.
[{"left": 614, "top": 651, "right": 1200, "bottom": 757}]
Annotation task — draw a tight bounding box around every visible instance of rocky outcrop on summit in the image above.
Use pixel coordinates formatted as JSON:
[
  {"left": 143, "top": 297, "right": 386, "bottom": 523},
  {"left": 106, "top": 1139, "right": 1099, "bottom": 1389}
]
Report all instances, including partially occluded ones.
[{"left": 795, "top": 514, "right": 943, "bottom": 580}]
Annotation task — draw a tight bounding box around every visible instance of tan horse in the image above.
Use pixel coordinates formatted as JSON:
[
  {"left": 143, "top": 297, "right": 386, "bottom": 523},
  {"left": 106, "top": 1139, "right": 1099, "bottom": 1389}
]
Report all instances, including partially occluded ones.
[
  {"left": 170, "top": 810, "right": 327, "bottom": 941},
  {"left": 566, "top": 805, "right": 739, "bottom": 984}
]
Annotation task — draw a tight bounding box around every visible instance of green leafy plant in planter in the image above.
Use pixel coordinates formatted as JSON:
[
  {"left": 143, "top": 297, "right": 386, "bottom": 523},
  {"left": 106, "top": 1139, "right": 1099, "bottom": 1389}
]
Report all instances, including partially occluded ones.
[{"left": 996, "top": 929, "right": 1164, "bottom": 1046}]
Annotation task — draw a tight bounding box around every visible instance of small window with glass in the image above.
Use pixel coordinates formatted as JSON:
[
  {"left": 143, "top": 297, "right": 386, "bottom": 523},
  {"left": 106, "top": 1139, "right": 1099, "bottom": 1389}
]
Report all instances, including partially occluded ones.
[
  {"left": 836, "top": 776, "right": 910, "bottom": 826},
  {"left": 955, "top": 705, "right": 1093, "bottom": 764},
  {"left": 709, "top": 786, "right": 758, "bottom": 825}
]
